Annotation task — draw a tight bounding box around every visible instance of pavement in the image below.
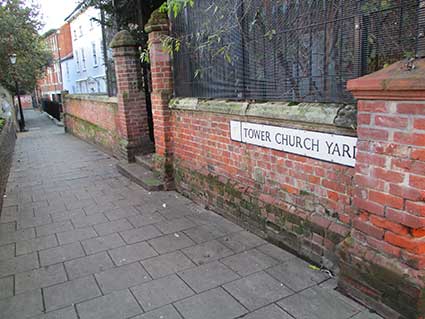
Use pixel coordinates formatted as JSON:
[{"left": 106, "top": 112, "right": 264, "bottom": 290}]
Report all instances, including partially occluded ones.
[{"left": 0, "top": 110, "right": 382, "bottom": 319}]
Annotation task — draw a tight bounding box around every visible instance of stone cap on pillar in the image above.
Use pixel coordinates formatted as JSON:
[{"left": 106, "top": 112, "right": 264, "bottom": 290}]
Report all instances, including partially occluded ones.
[
  {"left": 109, "top": 30, "right": 137, "bottom": 49},
  {"left": 145, "top": 9, "right": 169, "bottom": 33},
  {"left": 347, "top": 58, "right": 425, "bottom": 101}
]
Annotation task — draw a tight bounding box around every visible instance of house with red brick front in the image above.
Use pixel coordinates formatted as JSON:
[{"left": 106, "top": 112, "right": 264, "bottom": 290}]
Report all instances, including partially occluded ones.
[{"left": 37, "top": 23, "right": 73, "bottom": 103}]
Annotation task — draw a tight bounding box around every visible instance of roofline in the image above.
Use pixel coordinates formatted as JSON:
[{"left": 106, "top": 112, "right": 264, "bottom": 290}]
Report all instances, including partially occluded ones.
[
  {"left": 64, "top": 1, "right": 87, "bottom": 23},
  {"left": 60, "top": 53, "right": 74, "bottom": 62},
  {"left": 42, "top": 28, "right": 58, "bottom": 38}
]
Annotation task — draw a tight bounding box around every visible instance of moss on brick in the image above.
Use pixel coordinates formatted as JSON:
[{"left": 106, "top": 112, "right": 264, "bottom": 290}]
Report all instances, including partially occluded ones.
[
  {"left": 66, "top": 114, "right": 119, "bottom": 157},
  {"left": 173, "top": 164, "right": 346, "bottom": 272},
  {"left": 110, "top": 30, "right": 137, "bottom": 48}
]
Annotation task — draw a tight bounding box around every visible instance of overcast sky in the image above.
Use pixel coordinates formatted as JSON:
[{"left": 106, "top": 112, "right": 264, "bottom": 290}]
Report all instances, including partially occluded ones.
[{"left": 36, "top": 0, "right": 80, "bottom": 34}]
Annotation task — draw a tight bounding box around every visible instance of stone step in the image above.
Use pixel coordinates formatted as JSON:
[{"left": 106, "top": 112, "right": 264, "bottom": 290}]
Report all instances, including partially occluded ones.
[
  {"left": 135, "top": 154, "right": 155, "bottom": 171},
  {"left": 116, "top": 161, "right": 163, "bottom": 192}
]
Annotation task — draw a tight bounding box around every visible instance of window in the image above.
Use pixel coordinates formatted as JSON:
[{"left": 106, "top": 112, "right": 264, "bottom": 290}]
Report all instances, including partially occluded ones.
[
  {"left": 99, "top": 42, "right": 104, "bottom": 64},
  {"left": 53, "top": 36, "right": 57, "bottom": 51},
  {"left": 79, "top": 25, "right": 83, "bottom": 37},
  {"left": 81, "top": 48, "right": 86, "bottom": 70},
  {"left": 75, "top": 51, "right": 80, "bottom": 73},
  {"left": 90, "top": 18, "right": 94, "bottom": 30},
  {"left": 73, "top": 30, "right": 77, "bottom": 41},
  {"left": 92, "top": 43, "right": 98, "bottom": 67},
  {"left": 65, "top": 62, "right": 70, "bottom": 80}
]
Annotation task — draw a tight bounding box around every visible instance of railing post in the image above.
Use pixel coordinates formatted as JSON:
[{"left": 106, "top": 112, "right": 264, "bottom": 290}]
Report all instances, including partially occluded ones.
[
  {"left": 110, "top": 30, "right": 153, "bottom": 162},
  {"left": 339, "top": 59, "right": 425, "bottom": 319},
  {"left": 145, "top": 10, "right": 174, "bottom": 188}
]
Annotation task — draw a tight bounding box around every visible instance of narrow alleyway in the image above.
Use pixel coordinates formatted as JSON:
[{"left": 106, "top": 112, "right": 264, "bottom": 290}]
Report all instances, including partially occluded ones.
[{"left": 0, "top": 110, "right": 381, "bottom": 319}]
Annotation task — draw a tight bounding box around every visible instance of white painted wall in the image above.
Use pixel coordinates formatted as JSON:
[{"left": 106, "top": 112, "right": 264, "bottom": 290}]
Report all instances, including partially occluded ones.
[
  {"left": 61, "top": 57, "right": 78, "bottom": 94},
  {"left": 68, "top": 7, "right": 107, "bottom": 94}
]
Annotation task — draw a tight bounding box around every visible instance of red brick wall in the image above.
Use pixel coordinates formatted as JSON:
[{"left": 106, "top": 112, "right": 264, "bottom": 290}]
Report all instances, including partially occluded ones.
[
  {"left": 58, "top": 23, "right": 73, "bottom": 59},
  {"left": 352, "top": 100, "right": 425, "bottom": 261},
  {"left": 145, "top": 12, "right": 425, "bottom": 316},
  {"left": 111, "top": 32, "right": 153, "bottom": 161},
  {"left": 64, "top": 95, "right": 120, "bottom": 156},
  {"left": 145, "top": 11, "right": 355, "bottom": 269},
  {"left": 171, "top": 109, "right": 355, "bottom": 269},
  {"left": 15, "top": 95, "right": 32, "bottom": 109}
]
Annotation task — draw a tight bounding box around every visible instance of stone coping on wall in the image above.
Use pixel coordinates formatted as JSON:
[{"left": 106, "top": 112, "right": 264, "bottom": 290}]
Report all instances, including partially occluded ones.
[
  {"left": 65, "top": 94, "right": 118, "bottom": 105},
  {"left": 170, "top": 98, "right": 357, "bottom": 136}
]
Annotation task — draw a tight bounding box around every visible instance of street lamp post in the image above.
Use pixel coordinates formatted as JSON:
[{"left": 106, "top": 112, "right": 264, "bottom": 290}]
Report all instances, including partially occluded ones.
[
  {"left": 56, "top": 30, "right": 63, "bottom": 109},
  {"left": 9, "top": 54, "right": 26, "bottom": 132}
]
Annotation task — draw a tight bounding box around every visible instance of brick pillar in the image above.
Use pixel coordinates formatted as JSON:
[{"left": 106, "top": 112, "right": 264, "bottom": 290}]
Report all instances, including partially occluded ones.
[
  {"left": 110, "top": 30, "right": 153, "bottom": 162},
  {"left": 145, "top": 10, "right": 174, "bottom": 188},
  {"left": 338, "top": 60, "right": 425, "bottom": 319}
]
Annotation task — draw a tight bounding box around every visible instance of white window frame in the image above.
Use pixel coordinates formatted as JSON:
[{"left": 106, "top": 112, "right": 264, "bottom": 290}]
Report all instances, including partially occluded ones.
[
  {"left": 92, "top": 42, "right": 98, "bottom": 67},
  {"left": 75, "top": 51, "right": 80, "bottom": 73},
  {"left": 81, "top": 48, "right": 86, "bottom": 71}
]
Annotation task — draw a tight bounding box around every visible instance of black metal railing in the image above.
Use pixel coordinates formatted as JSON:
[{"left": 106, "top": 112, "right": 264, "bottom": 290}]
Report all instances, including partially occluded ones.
[
  {"left": 41, "top": 99, "right": 61, "bottom": 121},
  {"left": 172, "top": 0, "right": 421, "bottom": 103}
]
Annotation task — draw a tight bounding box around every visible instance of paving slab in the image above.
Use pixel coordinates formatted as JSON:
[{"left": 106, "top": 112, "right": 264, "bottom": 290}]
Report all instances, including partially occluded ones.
[
  {"left": 0, "top": 227, "right": 35, "bottom": 246},
  {"left": 0, "top": 276, "right": 13, "bottom": 299},
  {"left": 141, "top": 250, "right": 195, "bottom": 279},
  {"left": 179, "top": 260, "right": 240, "bottom": 293},
  {"left": 36, "top": 220, "right": 74, "bottom": 237},
  {"left": 76, "top": 289, "right": 142, "bottom": 319},
  {"left": 93, "top": 218, "right": 133, "bottom": 235},
  {"left": 15, "top": 263, "right": 67, "bottom": 294},
  {"left": 128, "top": 212, "right": 165, "bottom": 228},
  {"left": 95, "top": 262, "right": 151, "bottom": 293},
  {"left": 132, "top": 305, "right": 182, "bottom": 319},
  {"left": 39, "top": 242, "right": 85, "bottom": 266},
  {"left": 148, "top": 232, "right": 195, "bottom": 254},
  {"left": 56, "top": 227, "right": 97, "bottom": 245},
  {"left": 154, "top": 217, "right": 196, "bottom": 234},
  {"left": 103, "top": 206, "right": 140, "bottom": 221},
  {"left": 218, "top": 230, "right": 267, "bottom": 253},
  {"left": 44, "top": 276, "right": 101, "bottom": 311},
  {"left": 50, "top": 208, "right": 86, "bottom": 223},
  {"left": 242, "top": 304, "right": 293, "bottom": 319},
  {"left": 0, "top": 252, "right": 39, "bottom": 277},
  {"left": 0, "top": 244, "right": 15, "bottom": 261},
  {"left": 131, "top": 274, "right": 194, "bottom": 311},
  {"left": 17, "top": 214, "right": 52, "bottom": 229},
  {"left": 174, "top": 287, "right": 248, "bottom": 319},
  {"left": 183, "top": 225, "right": 226, "bottom": 244},
  {"left": 266, "top": 257, "right": 330, "bottom": 292},
  {"left": 277, "top": 286, "right": 361, "bottom": 319},
  {"left": 221, "top": 248, "right": 279, "bottom": 276},
  {"left": 0, "top": 289, "right": 43, "bottom": 319},
  {"left": 81, "top": 232, "right": 126, "bottom": 254},
  {"left": 257, "top": 243, "right": 296, "bottom": 262},
  {"left": 120, "top": 224, "right": 162, "bottom": 244},
  {"left": 71, "top": 213, "right": 108, "bottom": 228},
  {"left": 223, "top": 271, "right": 293, "bottom": 311},
  {"left": 182, "top": 239, "right": 234, "bottom": 265},
  {"left": 352, "top": 311, "right": 384, "bottom": 319},
  {"left": 64, "top": 251, "right": 114, "bottom": 279},
  {"left": 29, "top": 306, "right": 78, "bottom": 319},
  {"left": 109, "top": 241, "right": 158, "bottom": 265}
]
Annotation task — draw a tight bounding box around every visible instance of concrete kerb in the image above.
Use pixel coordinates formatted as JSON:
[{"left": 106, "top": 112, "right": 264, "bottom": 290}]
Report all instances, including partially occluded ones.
[{"left": 42, "top": 111, "right": 64, "bottom": 127}]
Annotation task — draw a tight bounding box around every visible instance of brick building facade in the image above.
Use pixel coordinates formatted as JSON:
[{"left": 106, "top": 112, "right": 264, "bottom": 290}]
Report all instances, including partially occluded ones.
[{"left": 37, "top": 23, "right": 73, "bottom": 102}]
